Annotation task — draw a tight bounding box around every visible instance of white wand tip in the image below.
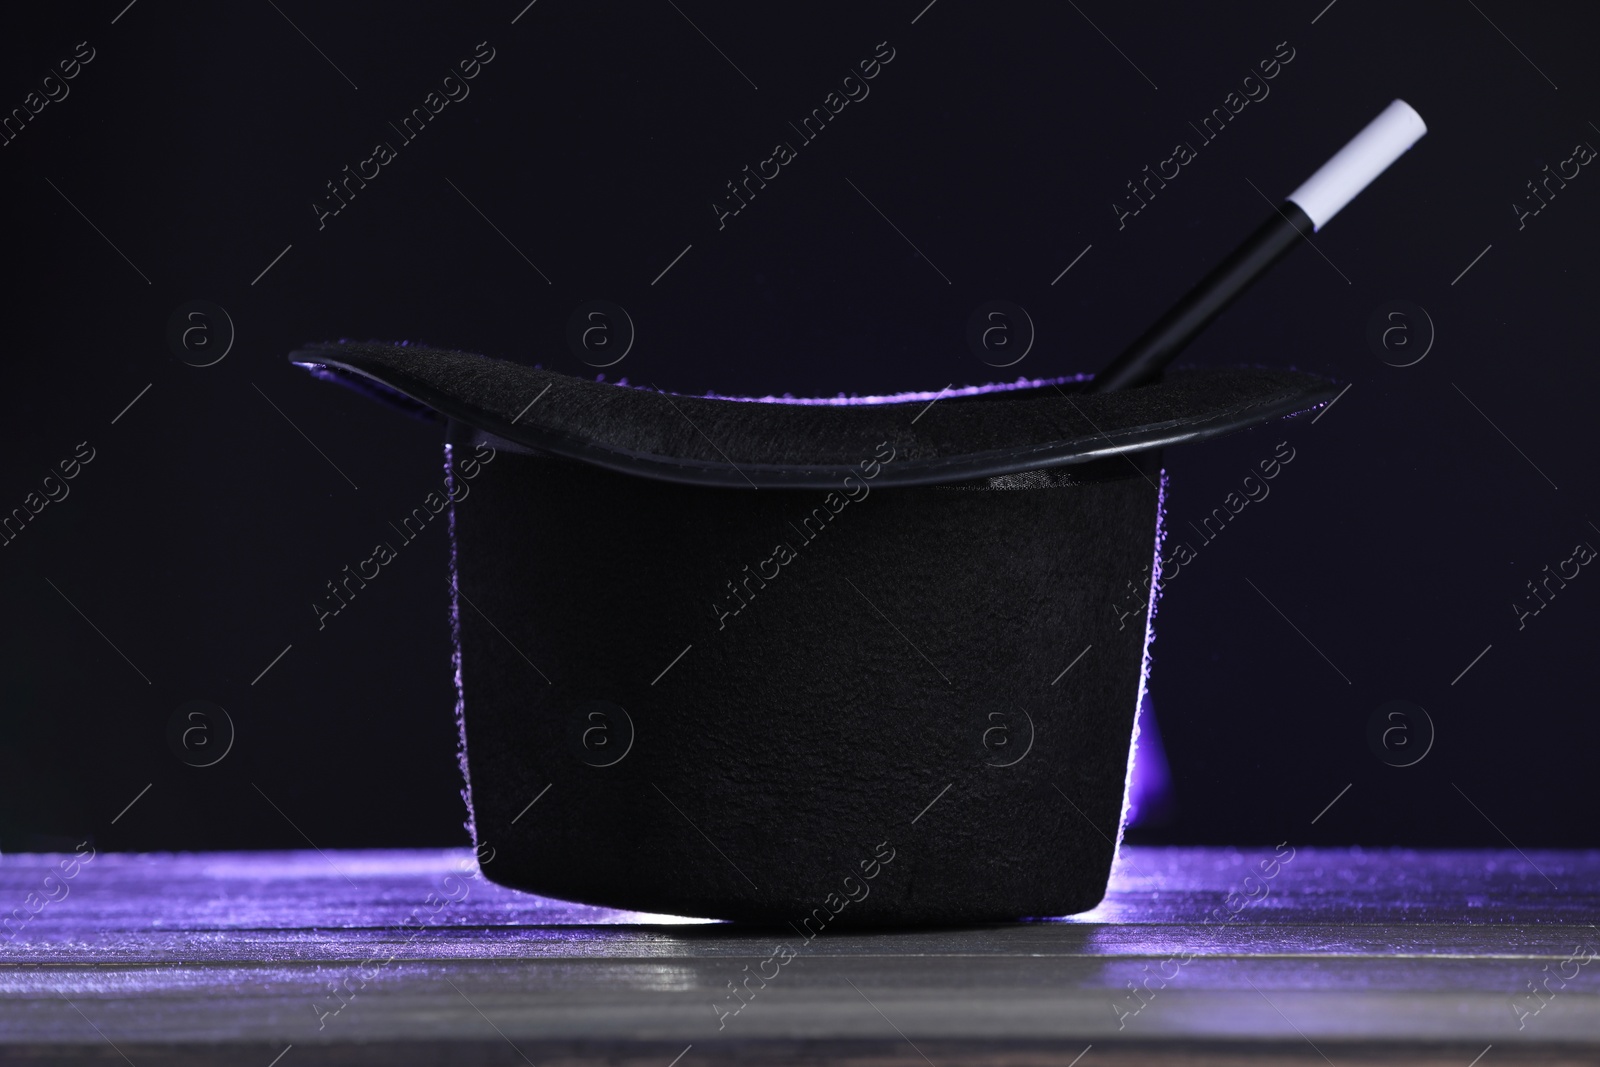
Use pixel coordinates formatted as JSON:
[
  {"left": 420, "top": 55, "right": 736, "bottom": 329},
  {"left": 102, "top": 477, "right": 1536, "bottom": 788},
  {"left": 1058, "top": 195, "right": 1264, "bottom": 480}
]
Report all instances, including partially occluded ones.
[{"left": 1288, "top": 99, "right": 1427, "bottom": 231}]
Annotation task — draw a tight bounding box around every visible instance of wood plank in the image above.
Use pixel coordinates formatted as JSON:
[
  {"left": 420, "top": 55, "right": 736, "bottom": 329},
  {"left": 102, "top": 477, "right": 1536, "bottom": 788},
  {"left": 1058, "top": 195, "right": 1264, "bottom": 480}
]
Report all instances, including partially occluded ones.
[{"left": 1, "top": 847, "right": 1596, "bottom": 1063}]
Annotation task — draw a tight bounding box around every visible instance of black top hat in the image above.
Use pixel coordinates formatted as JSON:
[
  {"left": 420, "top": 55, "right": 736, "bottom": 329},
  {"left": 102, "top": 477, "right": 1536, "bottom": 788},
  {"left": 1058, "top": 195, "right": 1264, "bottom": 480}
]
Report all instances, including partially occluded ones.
[{"left": 295, "top": 341, "right": 1333, "bottom": 924}]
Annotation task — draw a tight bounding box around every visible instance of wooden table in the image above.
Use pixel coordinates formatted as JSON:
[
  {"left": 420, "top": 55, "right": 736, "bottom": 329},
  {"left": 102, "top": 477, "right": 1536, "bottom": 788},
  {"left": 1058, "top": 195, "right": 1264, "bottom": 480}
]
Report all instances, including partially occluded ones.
[{"left": 2, "top": 847, "right": 1596, "bottom": 1064}]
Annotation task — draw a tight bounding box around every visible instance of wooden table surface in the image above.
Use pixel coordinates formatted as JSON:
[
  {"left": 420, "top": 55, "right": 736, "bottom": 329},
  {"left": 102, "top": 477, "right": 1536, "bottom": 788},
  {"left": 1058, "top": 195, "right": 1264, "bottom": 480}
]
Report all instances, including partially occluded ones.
[{"left": 2, "top": 846, "right": 1597, "bottom": 1065}]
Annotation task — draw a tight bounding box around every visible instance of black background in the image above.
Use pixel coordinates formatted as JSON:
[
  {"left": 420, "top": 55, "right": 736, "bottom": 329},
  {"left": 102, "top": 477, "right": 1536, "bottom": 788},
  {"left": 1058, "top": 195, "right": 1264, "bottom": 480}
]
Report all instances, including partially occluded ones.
[{"left": 3, "top": 0, "right": 1596, "bottom": 855}]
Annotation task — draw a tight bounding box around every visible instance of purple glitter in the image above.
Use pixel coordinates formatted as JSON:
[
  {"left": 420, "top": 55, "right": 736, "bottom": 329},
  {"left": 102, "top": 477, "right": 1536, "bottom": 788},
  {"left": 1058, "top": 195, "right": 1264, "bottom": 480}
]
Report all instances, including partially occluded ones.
[{"left": 443, "top": 443, "right": 478, "bottom": 853}]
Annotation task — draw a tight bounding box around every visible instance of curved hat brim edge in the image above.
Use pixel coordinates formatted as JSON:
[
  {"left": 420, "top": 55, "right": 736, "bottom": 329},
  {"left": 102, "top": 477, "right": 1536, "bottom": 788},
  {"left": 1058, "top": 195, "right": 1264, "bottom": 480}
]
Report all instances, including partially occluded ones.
[{"left": 291, "top": 345, "right": 1341, "bottom": 490}]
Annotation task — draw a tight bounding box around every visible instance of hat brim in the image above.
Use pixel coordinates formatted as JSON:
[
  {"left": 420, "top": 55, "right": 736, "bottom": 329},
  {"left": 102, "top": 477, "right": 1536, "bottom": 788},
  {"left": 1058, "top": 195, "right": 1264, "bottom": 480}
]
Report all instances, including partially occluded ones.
[{"left": 291, "top": 341, "right": 1338, "bottom": 489}]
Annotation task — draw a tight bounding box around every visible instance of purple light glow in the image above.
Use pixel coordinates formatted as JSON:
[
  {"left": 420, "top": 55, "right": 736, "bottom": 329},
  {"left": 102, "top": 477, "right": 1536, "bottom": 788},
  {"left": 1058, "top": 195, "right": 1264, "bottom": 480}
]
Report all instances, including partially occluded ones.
[
  {"left": 666, "top": 372, "right": 1092, "bottom": 406},
  {"left": 443, "top": 443, "right": 478, "bottom": 854},
  {"left": 1125, "top": 695, "right": 1176, "bottom": 829},
  {"left": 295, "top": 355, "right": 1093, "bottom": 412},
  {"left": 1115, "top": 469, "right": 1170, "bottom": 864}
]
